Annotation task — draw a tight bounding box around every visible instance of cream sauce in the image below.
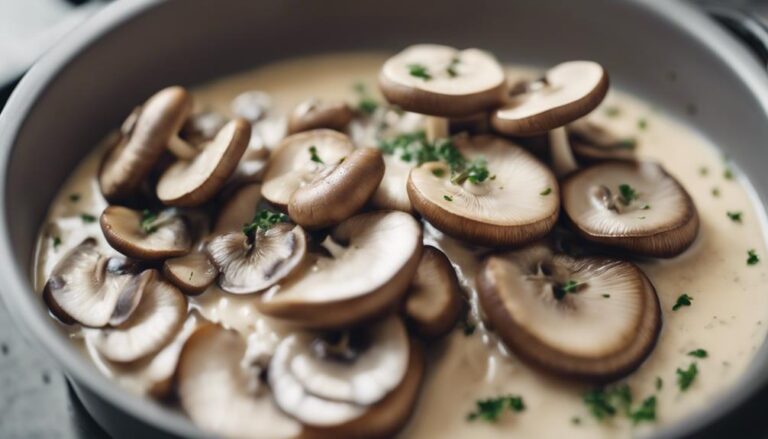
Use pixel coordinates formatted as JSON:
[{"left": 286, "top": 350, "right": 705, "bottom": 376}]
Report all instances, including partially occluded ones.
[{"left": 33, "top": 53, "right": 768, "bottom": 438}]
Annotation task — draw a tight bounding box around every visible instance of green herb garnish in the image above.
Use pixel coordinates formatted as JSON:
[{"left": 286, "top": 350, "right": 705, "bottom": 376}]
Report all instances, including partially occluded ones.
[
  {"left": 604, "top": 106, "right": 621, "bottom": 117},
  {"left": 618, "top": 138, "right": 637, "bottom": 150},
  {"left": 618, "top": 184, "right": 639, "bottom": 206},
  {"left": 583, "top": 386, "right": 630, "bottom": 420},
  {"left": 748, "top": 249, "right": 760, "bottom": 265},
  {"left": 724, "top": 167, "right": 734, "bottom": 180},
  {"left": 242, "top": 209, "right": 290, "bottom": 237},
  {"left": 446, "top": 57, "right": 460, "bottom": 77},
  {"left": 308, "top": 146, "right": 324, "bottom": 164},
  {"left": 676, "top": 363, "right": 698, "bottom": 391},
  {"left": 432, "top": 168, "right": 446, "bottom": 177},
  {"left": 467, "top": 395, "right": 525, "bottom": 422},
  {"left": 638, "top": 119, "right": 648, "bottom": 130},
  {"left": 140, "top": 210, "right": 159, "bottom": 234},
  {"left": 727, "top": 211, "right": 743, "bottom": 223},
  {"left": 52, "top": 236, "right": 62, "bottom": 249},
  {"left": 712, "top": 187, "right": 721, "bottom": 197},
  {"left": 553, "top": 280, "right": 581, "bottom": 300},
  {"left": 540, "top": 187, "right": 552, "bottom": 196},
  {"left": 68, "top": 193, "right": 80, "bottom": 202},
  {"left": 80, "top": 213, "right": 96, "bottom": 223},
  {"left": 672, "top": 294, "right": 693, "bottom": 311},
  {"left": 629, "top": 396, "right": 657, "bottom": 425},
  {"left": 408, "top": 63, "right": 432, "bottom": 80},
  {"left": 602, "top": 294, "right": 611, "bottom": 298},
  {"left": 688, "top": 349, "right": 708, "bottom": 358},
  {"left": 352, "top": 82, "right": 378, "bottom": 115},
  {"left": 443, "top": 195, "right": 453, "bottom": 202},
  {"left": 655, "top": 377, "right": 663, "bottom": 390}
]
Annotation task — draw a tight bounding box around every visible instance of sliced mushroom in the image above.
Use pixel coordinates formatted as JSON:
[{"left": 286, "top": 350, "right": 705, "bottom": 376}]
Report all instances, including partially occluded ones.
[
  {"left": 213, "top": 183, "right": 263, "bottom": 235},
  {"left": 87, "top": 269, "right": 188, "bottom": 363},
  {"left": 287, "top": 99, "right": 355, "bottom": 134},
  {"left": 258, "top": 211, "right": 422, "bottom": 329},
  {"left": 288, "top": 147, "right": 385, "bottom": 229},
  {"left": 156, "top": 118, "right": 250, "bottom": 207},
  {"left": 43, "top": 239, "right": 140, "bottom": 327},
  {"left": 404, "top": 246, "right": 462, "bottom": 338},
  {"left": 407, "top": 135, "right": 559, "bottom": 247},
  {"left": 231, "top": 90, "right": 272, "bottom": 123},
  {"left": 477, "top": 244, "right": 661, "bottom": 381},
  {"left": 492, "top": 61, "right": 609, "bottom": 176},
  {"left": 371, "top": 154, "right": 414, "bottom": 212},
  {"left": 181, "top": 110, "right": 228, "bottom": 145},
  {"left": 561, "top": 161, "right": 699, "bottom": 257},
  {"left": 568, "top": 118, "right": 636, "bottom": 163},
  {"left": 178, "top": 324, "right": 302, "bottom": 439},
  {"left": 99, "top": 86, "right": 193, "bottom": 201},
  {"left": 100, "top": 206, "right": 191, "bottom": 260},
  {"left": 261, "top": 129, "right": 354, "bottom": 207},
  {"left": 207, "top": 223, "right": 308, "bottom": 294},
  {"left": 163, "top": 252, "right": 218, "bottom": 295}
]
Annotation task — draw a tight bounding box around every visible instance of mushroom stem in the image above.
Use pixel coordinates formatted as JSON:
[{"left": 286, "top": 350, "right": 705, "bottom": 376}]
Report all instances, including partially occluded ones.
[
  {"left": 425, "top": 116, "right": 449, "bottom": 143},
  {"left": 549, "top": 126, "right": 578, "bottom": 177},
  {"left": 167, "top": 135, "right": 199, "bottom": 160}
]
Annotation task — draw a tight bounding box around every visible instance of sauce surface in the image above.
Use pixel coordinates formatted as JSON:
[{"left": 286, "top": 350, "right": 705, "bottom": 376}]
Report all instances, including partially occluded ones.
[{"left": 34, "top": 53, "right": 768, "bottom": 438}]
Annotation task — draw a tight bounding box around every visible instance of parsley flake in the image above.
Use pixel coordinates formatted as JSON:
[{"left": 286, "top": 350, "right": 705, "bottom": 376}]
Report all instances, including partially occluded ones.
[
  {"left": 443, "top": 195, "right": 453, "bottom": 202},
  {"left": 699, "top": 166, "right": 709, "bottom": 176},
  {"left": 724, "top": 167, "right": 734, "bottom": 180},
  {"left": 352, "top": 82, "right": 378, "bottom": 115},
  {"left": 446, "top": 57, "right": 460, "bottom": 78},
  {"left": 308, "top": 146, "right": 324, "bottom": 164},
  {"left": 638, "top": 119, "right": 648, "bottom": 130},
  {"left": 467, "top": 395, "right": 525, "bottom": 422},
  {"left": 747, "top": 249, "right": 760, "bottom": 265},
  {"left": 140, "top": 210, "right": 159, "bottom": 234},
  {"left": 540, "top": 187, "right": 552, "bottom": 196},
  {"left": 655, "top": 377, "right": 663, "bottom": 390},
  {"left": 676, "top": 363, "right": 698, "bottom": 391},
  {"left": 553, "top": 280, "right": 581, "bottom": 300},
  {"left": 583, "top": 385, "right": 631, "bottom": 420},
  {"left": 688, "top": 349, "right": 708, "bottom": 358},
  {"left": 672, "top": 294, "right": 693, "bottom": 311},
  {"left": 408, "top": 63, "right": 432, "bottom": 80},
  {"left": 80, "top": 213, "right": 96, "bottom": 223},
  {"left": 727, "top": 211, "right": 743, "bottom": 222},
  {"left": 242, "top": 209, "right": 290, "bottom": 237},
  {"left": 68, "top": 193, "right": 80, "bottom": 202},
  {"left": 618, "top": 184, "right": 639, "bottom": 206},
  {"left": 52, "top": 236, "right": 62, "bottom": 249},
  {"left": 604, "top": 106, "right": 621, "bottom": 117},
  {"left": 712, "top": 187, "right": 721, "bottom": 197},
  {"left": 432, "top": 168, "right": 446, "bottom": 177},
  {"left": 629, "top": 396, "right": 657, "bottom": 425}
]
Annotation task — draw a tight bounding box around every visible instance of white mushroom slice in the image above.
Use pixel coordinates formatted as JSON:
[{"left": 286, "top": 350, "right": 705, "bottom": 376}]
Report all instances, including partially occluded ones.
[
  {"left": 231, "top": 90, "right": 272, "bottom": 123},
  {"left": 43, "top": 239, "right": 139, "bottom": 327},
  {"left": 261, "top": 129, "right": 354, "bottom": 207},
  {"left": 371, "top": 154, "right": 414, "bottom": 212},
  {"left": 477, "top": 244, "right": 661, "bottom": 381},
  {"left": 568, "top": 118, "right": 636, "bottom": 163},
  {"left": 288, "top": 147, "right": 385, "bottom": 229},
  {"left": 258, "top": 211, "right": 422, "bottom": 329},
  {"left": 100, "top": 206, "right": 191, "bottom": 260},
  {"left": 163, "top": 252, "right": 218, "bottom": 295},
  {"left": 88, "top": 270, "right": 187, "bottom": 363},
  {"left": 404, "top": 246, "right": 463, "bottom": 338},
  {"left": 287, "top": 99, "right": 355, "bottom": 134},
  {"left": 207, "top": 223, "right": 308, "bottom": 294},
  {"left": 562, "top": 161, "right": 699, "bottom": 257},
  {"left": 178, "top": 324, "right": 302, "bottom": 439},
  {"left": 99, "top": 86, "right": 193, "bottom": 201},
  {"left": 156, "top": 118, "right": 250, "bottom": 207},
  {"left": 213, "top": 183, "right": 263, "bottom": 234},
  {"left": 407, "top": 135, "right": 559, "bottom": 247},
  {"left": 269, "top": 315, "right": 409, "bottom": 427}
]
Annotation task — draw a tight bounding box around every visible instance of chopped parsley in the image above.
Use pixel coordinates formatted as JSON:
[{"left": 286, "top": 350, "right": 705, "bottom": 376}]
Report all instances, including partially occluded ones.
[
  {"left": 446, "top": 57, "right": 460, "bottom": 77},
  {"left": 617, "top": 138, "right": 637, "bottom": 150},
  {"left": 602, "top": 294, "right": 611, "bottom": 298},
  {"left": 604, "top": 106, "right": 621, "bottom": 117},
  {"left": 68, "top": 193, "right": 80, "bottom": 202},
  {"left": 712, "top": 187, "right": 721, "bottom": 197},
  {"left": 629, "top": 396, "right": 657, "bottom": 425},
  {"left": 676, "top": 363, "right": 698, "bottom": 391},
  {"left": 655, "top": 377, "right": 663, "bottom": 390},
  {"left": 618, "top": 184, "right": 639, "bottom": 206},
  {"left": 467, "top": 395, "right": 525, "bottom": 422},
  {"left": 583, "top": 385, "right": 631, "bottom": 420},
  {"left": 352, "top": 82, "right": 378, "bottom": 115},
  {"left": 80, "top": 213, "right": 96, "bottom": 223},
  {"left": 688, "top": 349, "right": 708, "bottom": 358},
  {"left": 242, "top": 209, "right": 290, "bottom": 237},
  {"left": 553, "top": 280, "right": 581, "bottom": 300},
  {"left": 699, "top": 166, "right": 709, "bottom": 176},
  {"left": 443, "top": 195, "right": 453, "bottom": 202},
  {"left": 452, "top": 157, "right": 490, "bottom": 184},
  {"left": 432, "top": 168, "right": 446, "bottom": 177},
  {"left": 672, "top": 294, "right": 693, "bottom": 311},
  {"left": 727, "top": 211, "right": 743, "bottom": 223},
  {"left": 638, "top": 118, "right": 648, "bottom": 130},
  {"left": 308, "top": 146, "right": 324, "bottom": 164},
  {"left": 724, "top": 167, "right": 734, "bottom": 180},
  {"left": 408, "top": 63, "right": 432, "bottom": 80},
  {"left": 52, "top": 236, "right": 62, "bottom": 249},
  {"left": 747, "top": 249, "right": 760, "bottom": 265},
  {"left": 140, "top": 210, "right": 159, "bottom": 234},
  {"left": 641, "top": 204, "right": 651, "bottom": 210},
  {"left": 540, "top": 187, "right": 552, "bottom": 196}
]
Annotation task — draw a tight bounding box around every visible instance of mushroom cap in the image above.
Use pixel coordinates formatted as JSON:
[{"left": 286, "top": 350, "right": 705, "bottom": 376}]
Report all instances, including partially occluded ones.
[
  {"left": 379, "top": 44, "right": 506, "bottom": 117},
  {"left": 163, "top": 252, "right": 218, "bottom": 295},
  {"left": 568, "top": 119, "right": 636, "bottom": 163},
  {"left": 561, "top": 161, "right": 699, "bottom": 257},
  {"left": 99, "top": 86, "right": 192, "bottom": 201},
  {"left": 262, "top": 129, "right": 354, "bottom": 207},
  {"left": 257, "top": 211, "right": 422, "bottom": 329},
  {"left": 156, "top": 118, "right": 250, "bottom": 207},
  {"left": 407, "top": 135, "right": 559, "bottom": 247},
  {"left": 87, "top": 269, "right": 188, "bottom": 363},
  {"left": 288, "top": 147, "right": 385, "bottom": 229},
  {"left": 43, "top": 239, "right": 139, "bottom": 327},
  {"left": 477, "top": 244, "right": 661, "bottom": 381},
  {"left": 269, "top": 315, "right": 410, "bottom": 426},
  {"left": 404, "top": 246, "right": 463, "bottom": 338},
  {"left": 100, "top": 206, "right": 192, "bottom": 260},
  {"left": 207, "top": 223, "right": 308, "bottom": 295},
  {"left": 287, "top": 99, "right": 355, "bottom": 135},
  {"left": 177, "top": 324, "right": 302, "bottom": 439},
  {"left": 370, "top": 154, "right": 414, "bottom": 213},
  {"left": 213, "top": 182, "right": 263, "bottom": 235},
  {"left": 492, "top": 61, "right": 609, "bottom": 136}
]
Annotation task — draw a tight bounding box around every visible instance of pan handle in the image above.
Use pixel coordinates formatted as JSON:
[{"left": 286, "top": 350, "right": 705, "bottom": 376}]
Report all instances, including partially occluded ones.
[{"left": 695, "top": 0, "right": 768, "bottom": 68}]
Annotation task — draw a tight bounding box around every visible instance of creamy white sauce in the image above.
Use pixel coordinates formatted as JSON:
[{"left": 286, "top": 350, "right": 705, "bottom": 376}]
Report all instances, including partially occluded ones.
[{"left": 33, "top": 53, "right": 768, "bottom": 438}]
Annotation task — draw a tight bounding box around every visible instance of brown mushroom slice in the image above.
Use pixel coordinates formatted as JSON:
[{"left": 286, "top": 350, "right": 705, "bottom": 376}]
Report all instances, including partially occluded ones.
[
  {"left": 156, "top": 118, "right": 250, "bottom": 207},
  {"left": 87, "top": 270, "right": 187, "bottom": 363},
  {"left": 43, "top": 239, "right": 139, "bottom": 327},
  {"left": 407, "top": 135, "right": 559, "bottom": 247},
  {"left": 287, "top": 99, "right": 355, "bottom": 134},
  {"left": 568, "top": 118, "right": 636, "bottom": 163},
  {"left": 213, "top": 183, "right": 263, "bottom": 234},
  {"left": 371, "top": 154, "right": 414, "bottom": 212},
  {"left": 404, "top": 246, "right": 462, "bottom": 338},
  {"left": 379, "top": 44, "right": 505, "bottom": 140},
  {"left": 492, "top": 61, "right": 609, "bottom": 176},
  {"left": 258, "top": 211, "right": 422, "bottom": 329},
  {"left": 562, "top": 161, "right": 699, "bottom": 257},
  {"left": 261, "top": 129, "right": 354, "bottom": 207},
  {"left": 269, "top": 316, "right": 418, "bottom": 435},
  {"left": 99, "top": 86, "right": 193, "bottom": 201},
  {"left": 163, "top": 252, "right": 218, "bottom": 295},
  {"left": 207, "top": 223, "right": 308, "bottom": 294},
  {"left": 100, "top": 206, "right": 191, "bottom": 260},
  {"left": 178, "top": 324, "right": 302, "bottom": 439},
  {"left": 288, "top": 147, "right": 385, "bottom": 229},
  {"left": 477, "top": 244, "right": 661, "bottom": 381}
]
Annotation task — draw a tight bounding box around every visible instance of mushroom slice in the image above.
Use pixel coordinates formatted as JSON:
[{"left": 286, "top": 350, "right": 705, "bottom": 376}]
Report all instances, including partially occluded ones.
[
  {"left": 261, "top": 129, "right": 354, "bottom": 207},
  {"left": 163, "top": 252, "right": 218, "bottom": 295},
  {"left": 258, "top": 211, "right": 422, "bottom": 329},
  {"left": 99, "top": 86, "right": 192, "bottom": 201},
  {"left": 181, "top": 110, "right": 228, "bottom": 145},
  {"left": 231, "top": 90, "right": 273, "bottom": 123},
  {"left": 178, "top": 324, "right": 302, "bottom": 439},
  {"left": 371, "top": 154, "right": 414, "bottom": 213},
  {"left": 568, "top": 118, "right": 636, "bottom": 163},
  {"left": 100, "top": 206, "right": 192, "bottom": 260},
  {"left": 288, "top": 147, "right": 385, "bottom": 229},
  {"left": 562, "top": 161, "right": 699, "bottom": 257},
  {"left": 207, "top": 223, "right": 308, "bottom": 294},
  {"left": 87, "top": 269, "right": 187, "bottom": 363},
  {"left": 407, "top": 135, "right": 559, "bottom": 247},
  {"left": 287, "top": 99, "right": 355, "bottom": 134},
  {"left": 404, "top": 246, "right": 462, "bottom": 338},
  {"left": 156, "top": 118, "right": 250, "bottom": 207},
  {"left": 43, "top": 239, "right": 139, "bottom": 327},
  {"left": 477, "top": 244, "right": 661, "bottom": 381},
  {"left": 213, "top": 183, "right": 263, "bottom": 234}
]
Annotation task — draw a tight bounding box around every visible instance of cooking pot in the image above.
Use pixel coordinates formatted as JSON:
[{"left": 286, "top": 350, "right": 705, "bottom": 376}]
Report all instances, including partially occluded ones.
[{"left": 2, "top": 0, "right": 768, "bottom": 437}]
